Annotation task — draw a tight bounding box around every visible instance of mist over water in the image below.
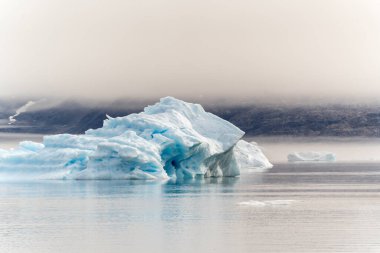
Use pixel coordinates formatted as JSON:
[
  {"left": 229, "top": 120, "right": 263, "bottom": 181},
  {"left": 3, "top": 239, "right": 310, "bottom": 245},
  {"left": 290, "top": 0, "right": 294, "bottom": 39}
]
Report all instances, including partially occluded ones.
[
  {"left": 249, "top": 136, "right": 380, "bottom": 163},
  {"left": 0, "top": 133, "right": 43, "bottom": 149}
]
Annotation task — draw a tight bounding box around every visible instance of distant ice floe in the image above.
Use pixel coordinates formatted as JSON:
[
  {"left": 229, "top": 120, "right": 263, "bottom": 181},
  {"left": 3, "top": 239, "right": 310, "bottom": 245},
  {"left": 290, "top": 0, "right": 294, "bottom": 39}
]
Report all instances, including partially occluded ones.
[
  {"left": 8, "top": 101, "right": 36, "bottom": 124},
  {"left": 238, "top": 200, "right": 297, "bottom": 207},
  {"left": 0, "top": 97, "right": 272, "bottom": 180},
  {"left": 288, "top": 152, "right": 336, "bottom": 162}
]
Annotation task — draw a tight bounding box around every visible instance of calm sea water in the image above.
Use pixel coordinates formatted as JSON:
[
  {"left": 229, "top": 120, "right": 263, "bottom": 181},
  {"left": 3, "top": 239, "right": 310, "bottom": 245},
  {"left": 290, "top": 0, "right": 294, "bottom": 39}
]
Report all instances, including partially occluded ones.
[
  {"left": 1, "top": 163, "right": 380, "bottom": 253},
  {"left": 0, "top": 135, "right": 380, "bottom": 252}
]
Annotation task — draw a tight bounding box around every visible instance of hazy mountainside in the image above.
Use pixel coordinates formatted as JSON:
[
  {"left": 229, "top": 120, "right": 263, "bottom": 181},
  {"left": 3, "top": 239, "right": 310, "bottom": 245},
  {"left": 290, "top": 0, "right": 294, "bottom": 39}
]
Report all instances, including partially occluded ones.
[
  {"left": 1, "top": 99, "right": 380, "bottom": 137},
  {"left": 206, "top": 105, "right": 380, "bottom": 137},
  {"left": 0, "top": 99, "right": 146, "bottom": 134},
  {"left": 0, "top": 100, "right": 28, "bottom": 121}
]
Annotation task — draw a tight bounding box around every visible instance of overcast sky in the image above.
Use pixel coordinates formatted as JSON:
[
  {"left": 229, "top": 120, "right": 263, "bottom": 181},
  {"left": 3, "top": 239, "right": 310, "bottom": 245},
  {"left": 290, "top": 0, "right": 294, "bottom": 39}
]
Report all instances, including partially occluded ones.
[{"left": 1, "top": 0, "right": 380, "bottom": 102}]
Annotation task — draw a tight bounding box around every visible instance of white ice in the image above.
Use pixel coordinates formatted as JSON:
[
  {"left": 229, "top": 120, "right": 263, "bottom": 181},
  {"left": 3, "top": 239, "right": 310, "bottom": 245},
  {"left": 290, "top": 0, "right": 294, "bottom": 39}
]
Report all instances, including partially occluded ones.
[
  {"left": 288, "top": 152, "right": 336, "bottom": 162},
  {"left": 238, "top": 200, "right": 296, "bottom": 207},
  {"left": 234, "top": 140, "right": 273, "bottom": 171},
  {"left": 0, "top": 97, "right": 272, "bottom": 180}
]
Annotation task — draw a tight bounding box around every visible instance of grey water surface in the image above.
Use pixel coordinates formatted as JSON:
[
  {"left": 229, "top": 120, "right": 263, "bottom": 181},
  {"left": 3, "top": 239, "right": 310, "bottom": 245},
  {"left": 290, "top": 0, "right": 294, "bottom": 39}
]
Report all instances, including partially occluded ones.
[{"left": 1, "top": 162, "right": 380, "bottom": 253}]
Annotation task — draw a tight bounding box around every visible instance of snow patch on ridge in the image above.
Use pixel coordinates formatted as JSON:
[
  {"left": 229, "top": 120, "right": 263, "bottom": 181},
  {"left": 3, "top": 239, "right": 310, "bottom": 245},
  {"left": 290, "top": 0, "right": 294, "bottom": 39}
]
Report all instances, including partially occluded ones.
[{"left": 8, "top": 101, "right": 36, "bottom": 124}]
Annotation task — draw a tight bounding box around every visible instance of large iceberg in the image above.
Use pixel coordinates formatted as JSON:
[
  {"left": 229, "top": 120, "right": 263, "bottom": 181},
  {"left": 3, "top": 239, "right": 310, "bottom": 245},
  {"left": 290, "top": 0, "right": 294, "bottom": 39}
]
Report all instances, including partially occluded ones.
[
  {"left": 0, "top": 97, "right": 272, "bottom": 180},
  {"left": 288, "top": 152, "right": 336, "bottom": 162}
]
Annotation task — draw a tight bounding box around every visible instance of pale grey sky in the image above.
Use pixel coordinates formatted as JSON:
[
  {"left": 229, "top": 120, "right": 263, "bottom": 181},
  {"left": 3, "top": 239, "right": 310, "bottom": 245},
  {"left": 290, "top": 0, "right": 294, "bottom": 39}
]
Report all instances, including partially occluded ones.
[{"left": 1, "top": 0, "right": 380, "bottom": 101}]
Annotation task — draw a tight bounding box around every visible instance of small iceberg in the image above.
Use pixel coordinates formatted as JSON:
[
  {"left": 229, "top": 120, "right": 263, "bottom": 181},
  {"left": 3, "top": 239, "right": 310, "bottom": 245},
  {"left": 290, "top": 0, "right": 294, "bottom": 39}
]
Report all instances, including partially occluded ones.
[
  {"left": 288, "top": 152, "right": 336, "bottom": 162},
  {"left": 0, "top": 97, "right": 272, "bottom": 180}
]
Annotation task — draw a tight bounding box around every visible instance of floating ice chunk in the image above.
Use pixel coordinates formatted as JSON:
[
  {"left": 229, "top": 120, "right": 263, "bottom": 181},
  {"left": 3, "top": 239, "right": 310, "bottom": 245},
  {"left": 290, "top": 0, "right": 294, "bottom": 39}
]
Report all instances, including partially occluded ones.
[
  {"left": 264, "top": 200, "right": 297, "bottom": 205},
  {"left": 238, "top": 200, "right": 267, "bottom": 207},
  {"left": 288, "top": 152, "right": 336, "bottom": 162},
  {"left": 238, "top": 199, "right": 296, "bottom": 207},
  {"left": 234, "top": 140, "right": 273, "bottom": 171},
  {"left": 0, "top": 97, "right": 272, "bottom": 180}
]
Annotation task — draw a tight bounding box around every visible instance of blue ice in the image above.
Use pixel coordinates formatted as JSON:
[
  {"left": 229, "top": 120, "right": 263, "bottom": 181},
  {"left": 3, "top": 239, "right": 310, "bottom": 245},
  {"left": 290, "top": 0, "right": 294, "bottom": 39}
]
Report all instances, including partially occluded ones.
[{"left": 0, "top": 97, "right": 272, "bottom": 180}]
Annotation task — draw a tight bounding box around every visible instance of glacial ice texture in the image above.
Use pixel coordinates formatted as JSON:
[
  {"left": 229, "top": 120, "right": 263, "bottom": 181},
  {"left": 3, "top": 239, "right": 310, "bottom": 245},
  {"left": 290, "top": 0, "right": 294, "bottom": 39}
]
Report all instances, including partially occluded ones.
[
  {"left": 234, "top": 140, "right": 273, "bottom": 171},
  {"left": 0, "top": 97, "right": 272, "bottom": 180},
  {"left": 288, "top": 152, "right": 336, "bottom": 162}
]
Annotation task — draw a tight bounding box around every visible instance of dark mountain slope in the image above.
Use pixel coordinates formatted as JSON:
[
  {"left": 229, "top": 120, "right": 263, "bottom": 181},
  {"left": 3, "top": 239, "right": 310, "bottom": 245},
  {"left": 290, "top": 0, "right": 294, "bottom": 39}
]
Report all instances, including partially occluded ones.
[{"left": 1, "top": 99, "right": 380, "bottom": 137}]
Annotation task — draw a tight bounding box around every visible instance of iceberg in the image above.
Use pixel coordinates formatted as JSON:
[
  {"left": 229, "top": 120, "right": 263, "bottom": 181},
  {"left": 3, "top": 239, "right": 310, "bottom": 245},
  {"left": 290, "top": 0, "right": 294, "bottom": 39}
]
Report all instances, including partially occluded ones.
[
  {"left": 0, "top": 97, "right": 272, "bottom": 180},
  {"left": 234, "top": 140, "right": 273, "bottom": 171},
  {"left": 287, "top": 152, "right": 336, "bottom": 162}
]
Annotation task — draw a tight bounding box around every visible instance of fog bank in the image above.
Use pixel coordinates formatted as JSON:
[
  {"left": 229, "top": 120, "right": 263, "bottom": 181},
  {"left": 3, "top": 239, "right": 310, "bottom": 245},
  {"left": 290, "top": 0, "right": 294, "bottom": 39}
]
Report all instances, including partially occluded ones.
[{"left": 1, "top": 0, "right": 380, "bottom": 101}]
